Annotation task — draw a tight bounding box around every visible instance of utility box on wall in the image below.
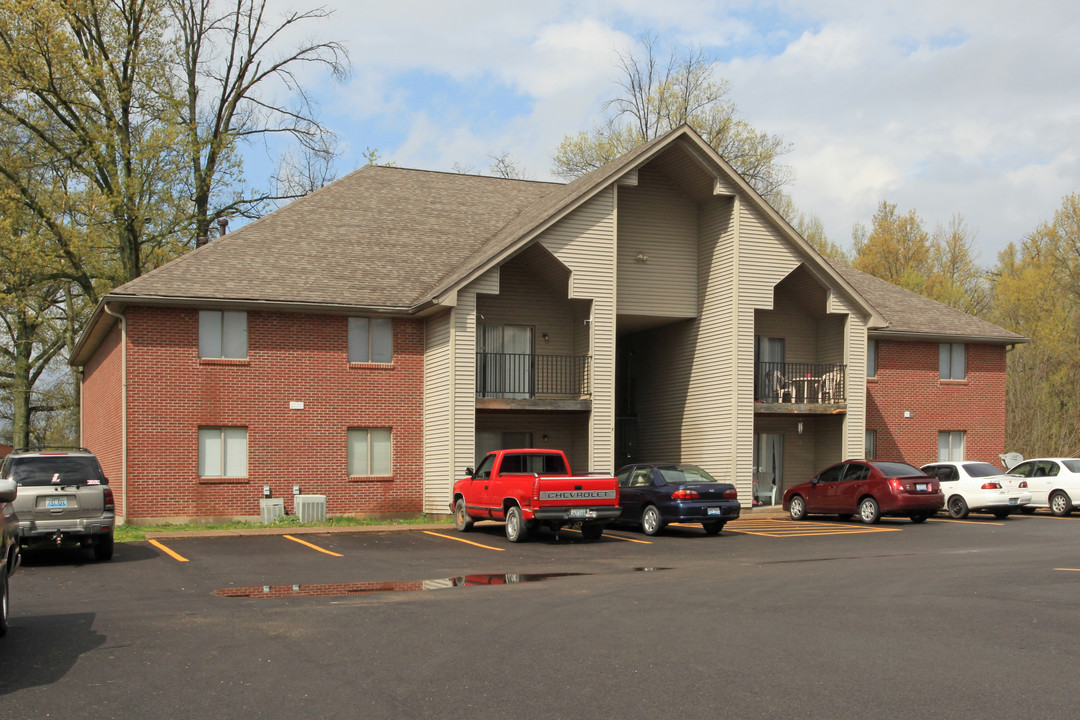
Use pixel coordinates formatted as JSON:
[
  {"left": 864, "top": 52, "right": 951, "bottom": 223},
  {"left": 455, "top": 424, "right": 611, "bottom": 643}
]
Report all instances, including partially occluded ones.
[
  {"left": 295, "top": 494, "right": 327, "bottom": 523},
  {"left": 260, "top": 498, "right": 285, "bottom": 524}
]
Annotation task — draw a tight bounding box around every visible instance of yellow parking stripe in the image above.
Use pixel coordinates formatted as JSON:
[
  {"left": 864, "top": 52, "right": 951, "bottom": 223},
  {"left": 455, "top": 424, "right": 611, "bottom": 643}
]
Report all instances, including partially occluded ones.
[
  {"left": 423, "top": 530, "right": 505, "bottom": 551},
  {"left": 1055, "top": 568, "right": 1080, "bottom": 572},
  {"left": 149, "top": 538, "right": 189, "bottom": 562},
  {"left": 725, "top": 519, "right": 901, "bottom": 537},
  {"left": 283, "top": 534, "right": 343, "bottom": 557}
]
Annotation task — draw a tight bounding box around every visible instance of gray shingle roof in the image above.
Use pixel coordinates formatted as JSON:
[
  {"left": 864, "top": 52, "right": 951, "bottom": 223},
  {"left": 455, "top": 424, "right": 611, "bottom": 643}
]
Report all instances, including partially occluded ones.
[
  {"left": 827, "top": 261, "right": 1026, "bottom": 343},
  {"left": 110, "top": 166, "right": 561, "bottom": 310}
]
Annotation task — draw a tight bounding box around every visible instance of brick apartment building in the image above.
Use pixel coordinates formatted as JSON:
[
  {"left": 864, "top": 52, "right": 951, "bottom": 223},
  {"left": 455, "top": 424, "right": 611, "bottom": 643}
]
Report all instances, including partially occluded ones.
[{"left": 71, "top": 126, "right": 1025, "bottom": 524}]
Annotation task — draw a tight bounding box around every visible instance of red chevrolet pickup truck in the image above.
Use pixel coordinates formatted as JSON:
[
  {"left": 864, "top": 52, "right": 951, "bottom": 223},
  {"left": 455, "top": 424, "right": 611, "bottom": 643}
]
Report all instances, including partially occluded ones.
[{"left": 451, "top": 449, "right": 620, "bottom": 542}]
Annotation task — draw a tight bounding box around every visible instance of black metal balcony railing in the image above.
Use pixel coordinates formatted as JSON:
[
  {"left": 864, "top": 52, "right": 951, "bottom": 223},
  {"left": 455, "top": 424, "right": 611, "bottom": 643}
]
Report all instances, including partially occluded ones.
[
  {"left": 756, "top": 362, "right": 846, "bottom": 404},
  {"left": 476, "top": 353, "right": 591, "bottom": 399}
]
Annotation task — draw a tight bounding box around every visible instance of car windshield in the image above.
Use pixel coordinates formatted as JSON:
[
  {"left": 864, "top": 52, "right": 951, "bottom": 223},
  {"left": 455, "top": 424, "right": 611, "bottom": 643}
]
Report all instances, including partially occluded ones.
[
  {"left": 869, "top": 461, "right": 923, "bottom": 477},
  {"left": 657, "top": 465, "right": 720, "bottom": 484},
  {"left": 962, "top": 462, "right": 1004, "bottom": 478},
  {"left": 1061, "top": 460, "right": 1080, "bottom": 472},
  {"left": 8, "top": 456, "right": 104, "bottom": 486}
]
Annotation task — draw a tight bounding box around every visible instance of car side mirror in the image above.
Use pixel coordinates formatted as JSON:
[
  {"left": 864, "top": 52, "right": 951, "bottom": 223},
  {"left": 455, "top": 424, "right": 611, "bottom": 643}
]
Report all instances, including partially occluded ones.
[
  {"left": 465, "top": 467, "right": 475, "bottom": 478},
  {"left": 0, "top": 478, "right": 16, "bottom": 503},
  {"left": 811, "top": 478, "right": 819, "bottom": 486}
]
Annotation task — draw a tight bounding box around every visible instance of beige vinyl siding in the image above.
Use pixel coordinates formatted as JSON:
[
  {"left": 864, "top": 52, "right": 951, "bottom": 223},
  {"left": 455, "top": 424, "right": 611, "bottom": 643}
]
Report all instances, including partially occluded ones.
[
  {"left": 423, "top": 311, "right": 453, "bottom": 512},
  {"left": 630, "top": 195, "right": 737, "bottom": 481},
  {"left": 475, "top": 412, "right": 589, "bottom": 472},
  {"left": 616, "top": 169, "right": 698, "bottom": 318},
  {"left": 831, "top": 292, "right": 869, "bottom": 459},
  {"left": 444, "top": 268, "right": 500, "bottom": 508},
  {"left": 476, "top": 255, "right": 580, "bottom": 358},
  {"left": 539, "top": 189, "right": 616, "bottom": 471}
]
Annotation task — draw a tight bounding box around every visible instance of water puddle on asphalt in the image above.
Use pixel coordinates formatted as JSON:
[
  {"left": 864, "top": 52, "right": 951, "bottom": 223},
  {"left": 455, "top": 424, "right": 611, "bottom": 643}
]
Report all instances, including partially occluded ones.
[{"left": 214, "top": 568, "right": 670, "bottom": 599}]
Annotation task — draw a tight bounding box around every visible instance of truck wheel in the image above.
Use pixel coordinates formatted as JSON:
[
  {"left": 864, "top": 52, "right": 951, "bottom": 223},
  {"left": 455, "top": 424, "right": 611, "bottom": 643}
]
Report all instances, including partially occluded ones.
[
  {"left": 453, "top": 498, "right": 474, "bottom": 532},
  {"left": 641, "top": 505, "right": 664, "bottom": 536},
  {"left": 93, "top": 532, "right": 114, "bottom": 562},
  {"left": 579, "top": 523, "right": 603, "bottom": 541},
  {"left": 505, "top": 506, "right": 530, "bottom": 543}
]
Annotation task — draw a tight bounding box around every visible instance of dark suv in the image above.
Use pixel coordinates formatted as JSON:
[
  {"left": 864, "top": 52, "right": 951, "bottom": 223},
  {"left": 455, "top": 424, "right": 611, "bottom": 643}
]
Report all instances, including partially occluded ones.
[{"left": 1, "top": 447, "right": 115, "bottom": 561}]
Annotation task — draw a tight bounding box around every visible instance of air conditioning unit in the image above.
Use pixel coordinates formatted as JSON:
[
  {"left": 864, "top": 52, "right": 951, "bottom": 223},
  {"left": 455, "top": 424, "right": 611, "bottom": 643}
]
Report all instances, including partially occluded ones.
[
  {"left": 295, "top": 494, "right": 327, "bottom": 523},
  {"left": 259, "top": 498, "right": 285, "bottom": 524}
]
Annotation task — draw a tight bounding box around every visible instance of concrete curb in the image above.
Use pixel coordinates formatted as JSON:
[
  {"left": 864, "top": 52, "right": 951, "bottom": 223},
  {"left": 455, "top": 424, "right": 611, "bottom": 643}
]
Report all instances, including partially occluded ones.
[{"left": 141, "top": 507, "right": 789, "bottom": 540}]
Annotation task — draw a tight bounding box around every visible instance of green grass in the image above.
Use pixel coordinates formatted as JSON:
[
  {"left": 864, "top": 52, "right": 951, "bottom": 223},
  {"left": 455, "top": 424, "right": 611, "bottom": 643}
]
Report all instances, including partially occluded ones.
[{"left": 115, "top": 514, "right": 452, "bottom": 542}]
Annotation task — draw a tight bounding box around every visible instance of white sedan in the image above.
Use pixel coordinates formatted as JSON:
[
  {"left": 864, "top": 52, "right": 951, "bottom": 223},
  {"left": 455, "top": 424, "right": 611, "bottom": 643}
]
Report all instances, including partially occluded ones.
[
  {"left": 920, "top": 461, "right": 1032, "bottom": 519},
  {"left": 1004, "top": 458, "right": 1080, "bottom": 516}
]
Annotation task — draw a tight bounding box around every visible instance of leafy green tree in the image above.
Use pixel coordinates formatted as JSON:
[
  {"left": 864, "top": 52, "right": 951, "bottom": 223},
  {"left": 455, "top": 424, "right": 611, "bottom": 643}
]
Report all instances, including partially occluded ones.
[
  {"left": 551, "top": 35, "right": 792, "bottom": 199},
  {"left": 851, "top": 201, "right": 933, "bottom": 294}
]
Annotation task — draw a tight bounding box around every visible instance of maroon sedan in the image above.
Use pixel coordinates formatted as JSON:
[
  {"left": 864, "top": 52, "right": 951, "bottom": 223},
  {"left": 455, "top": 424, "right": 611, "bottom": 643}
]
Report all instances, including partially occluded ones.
[{"left": 783, "top": 460, "right": 944, "bottom": 524}]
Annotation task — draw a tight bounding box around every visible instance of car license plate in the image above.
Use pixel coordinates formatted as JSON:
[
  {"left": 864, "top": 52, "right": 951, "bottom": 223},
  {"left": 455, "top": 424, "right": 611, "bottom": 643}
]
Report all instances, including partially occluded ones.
[
  {"left": 915, "top": 483, "right": 928, "bottom": 492},
  {"left": 46, "top": 498, "right": 68, "bottom": 508},
  {"left": 707, "top": 507, "right": 721, "bottom": 515},
  {"left": 569, "top": 508, "right": 587, "bottom": 518},
  {"left": 1009, "top": 498, "right": 1019, "bottom": 505}
]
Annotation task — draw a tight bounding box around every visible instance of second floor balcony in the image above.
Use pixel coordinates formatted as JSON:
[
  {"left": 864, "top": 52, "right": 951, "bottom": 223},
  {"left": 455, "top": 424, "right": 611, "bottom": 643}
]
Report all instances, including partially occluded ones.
[
  {"left": 476, "top": 352, "right": 591, "bottom": 401},
  {"left": 756, "top": 362, "right": 847, "bottom": 406}
]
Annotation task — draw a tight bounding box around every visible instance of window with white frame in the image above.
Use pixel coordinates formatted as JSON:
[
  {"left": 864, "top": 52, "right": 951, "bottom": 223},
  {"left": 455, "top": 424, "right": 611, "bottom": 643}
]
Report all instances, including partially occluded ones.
[
  {"left": 865, "top": 429, "right": 877, "bottom": 459},
  {"left": 198, "top": 427, "right": 248, "bottom": 477},
  {"left": 347, "top": 428, "right": 392, "bottom": 476},
  {"left": 867, "top": 339, "right": 878, "bottom": 378},
  {"left": 939, "top": 342, "right": 966, "bottom": 380},
  {"left": 938, "top": 431, "right": 965, "bottom": 461},
  {"left": 348, "top": 317, "right": 393, "bottom": 363},
  {"left": 199, "top": 310, "right": 247, "bottom": 359}
]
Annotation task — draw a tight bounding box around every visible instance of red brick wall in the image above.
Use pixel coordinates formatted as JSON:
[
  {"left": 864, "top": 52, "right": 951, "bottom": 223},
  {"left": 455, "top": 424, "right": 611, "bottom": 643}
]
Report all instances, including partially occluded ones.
[
  {"left": 81, "top": 320, "right": 126, "bottom": 513},
  {"left": 118, "top": 306, "right": 424, "bottom": 522},
  {"left": 866, "top": 340, "right": 1007, "bottom": 467}
]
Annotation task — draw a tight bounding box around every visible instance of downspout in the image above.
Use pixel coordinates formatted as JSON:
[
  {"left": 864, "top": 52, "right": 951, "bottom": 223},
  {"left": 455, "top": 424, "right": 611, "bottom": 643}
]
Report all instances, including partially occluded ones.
[{"left": 102, "top": 303, "right": 128, "bottom": 525}]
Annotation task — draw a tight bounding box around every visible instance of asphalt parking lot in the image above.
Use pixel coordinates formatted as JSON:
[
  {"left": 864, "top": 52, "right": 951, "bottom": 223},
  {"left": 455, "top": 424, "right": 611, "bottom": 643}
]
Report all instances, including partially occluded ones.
[{"left": 2, "top": 512, "right": 1079, "bottom": 719}]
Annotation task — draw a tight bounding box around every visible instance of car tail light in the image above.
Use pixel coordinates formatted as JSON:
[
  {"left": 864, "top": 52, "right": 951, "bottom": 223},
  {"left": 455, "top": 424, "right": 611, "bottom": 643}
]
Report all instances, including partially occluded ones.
[
  {"left": 981, "top": 482, "right": 1002, "bottom": 490},
  {"left": 672, "top": 488, "right": 699, "bottom": 500},
  {"left": 103, "top": 486, "right": 115, "bottom": 511},
  {"left": 723, "top": 488, "right": 738, "bottom": 499},
  {"left": 1019, "top": 481, "right": 1028, "bottom": 488},
  {"left": 888, "top": 478, "right": 905, "bottom": 492},
  {"left": 530, "top": 478, "right": 540, "bottom": 508}
]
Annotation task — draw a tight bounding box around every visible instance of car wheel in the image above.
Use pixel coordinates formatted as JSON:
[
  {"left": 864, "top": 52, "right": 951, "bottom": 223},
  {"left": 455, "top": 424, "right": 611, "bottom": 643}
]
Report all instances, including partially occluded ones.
[
  {"left": 579, "top": 523, "right": 604, "bottom": 541},
  {"left": 788, "top": 495, "right": 807, "bottom": 521},
  {"left": 453, "top": 498, "right": 474, "bottom": 532},
  {"left": 0, "top": 569, "right": 8, "bottom": 638},
  {"left": 910, "top": 512, "right": 930, "bottom": 523},
  {"left": 641, "top": 505, "right": 664, "bottom": 536},
  {"left": 504, "top": 506, "right": 530, "bottom": 543},
  {"left": 1049, "top": 491, "right": 1073, "bottom": 517},
  {"left": 1020, "top": 505, "right": 1037, "bottom": 515},
  {"left": 93, "top": 532, "right": 114, "bottom": 562},
  {"left": 992, "top": 508, "right": 1011, "bottom": 519},
  {"left": 858, "top": 497, "right": 881, "bottom": 524},
  {"left": 947, "top": 495, "right": 970, "bottom": 519},
  {"left": 836, "top": 514, "right": 853, "bottom": 521},
  {"left": 702, "top": 521, "right": 725, "bottom": 535}
]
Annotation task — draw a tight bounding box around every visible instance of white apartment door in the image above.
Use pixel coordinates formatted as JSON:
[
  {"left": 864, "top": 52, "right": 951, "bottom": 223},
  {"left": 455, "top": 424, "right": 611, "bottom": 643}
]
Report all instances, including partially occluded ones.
[{"left": 754, "top": 433, "right": 784, "bottom": 506}]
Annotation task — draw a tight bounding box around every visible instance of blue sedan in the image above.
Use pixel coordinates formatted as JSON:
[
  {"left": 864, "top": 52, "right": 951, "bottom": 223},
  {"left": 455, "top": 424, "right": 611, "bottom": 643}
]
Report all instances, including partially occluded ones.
[{"left": 613, "top": 464, "right": 741, "bottom": 536}]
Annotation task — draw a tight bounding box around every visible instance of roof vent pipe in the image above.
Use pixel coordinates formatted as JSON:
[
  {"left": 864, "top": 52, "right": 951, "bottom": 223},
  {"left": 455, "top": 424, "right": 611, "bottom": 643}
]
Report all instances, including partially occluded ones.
[{"left": 218, "top": 217, "right": 228, "bottom": 237}]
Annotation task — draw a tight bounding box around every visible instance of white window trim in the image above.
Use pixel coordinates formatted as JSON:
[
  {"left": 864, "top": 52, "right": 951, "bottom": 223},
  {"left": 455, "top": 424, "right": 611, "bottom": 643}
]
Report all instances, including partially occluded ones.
[
  {"left": 347, "top": 427, "right": 393, "bottom": 477},
  {"left": 198, "top": 427, "right": 248, "bottom": 477},
  {"left": 938, "top": 431, "right": 965, "bottom": 462},
  {"left": 348, "top": 317, "right": 393, "bottom": 364},
  {"left": 199, "top": 310, "right": 248, "bottom": 359}
]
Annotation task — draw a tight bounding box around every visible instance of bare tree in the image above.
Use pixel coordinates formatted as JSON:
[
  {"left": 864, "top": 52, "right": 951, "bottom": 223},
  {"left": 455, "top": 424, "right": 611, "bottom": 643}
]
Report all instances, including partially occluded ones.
[
  {"left": 487, "top": 152, "right": 529, "bottom": 180},
  {"left": 167, "top": 0, "right": 349, "bottom": 237}
]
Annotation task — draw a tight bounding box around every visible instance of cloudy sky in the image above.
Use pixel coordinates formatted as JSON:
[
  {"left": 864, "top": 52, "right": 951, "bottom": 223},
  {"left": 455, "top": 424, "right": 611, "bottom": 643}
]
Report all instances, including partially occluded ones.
[{"left": 262, "top": 0, "right": 1080, "bottom": 264}]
